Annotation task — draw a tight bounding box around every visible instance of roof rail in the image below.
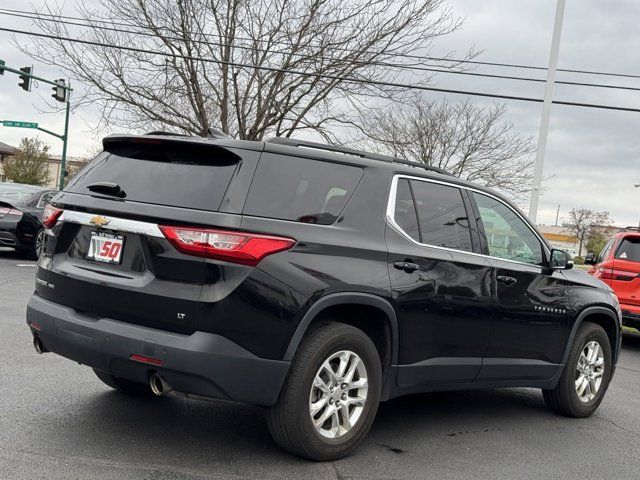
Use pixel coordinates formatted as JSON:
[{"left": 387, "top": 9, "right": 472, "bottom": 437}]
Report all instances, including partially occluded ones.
[
  {"left": 267, "top": 137, "right": 393, "bottom": 162},
  {"left": 266, "top": 137, "right": 451, "bottom": 176},
  {"left": 625, "top": 226, "right": 640, "bottom": 231}
]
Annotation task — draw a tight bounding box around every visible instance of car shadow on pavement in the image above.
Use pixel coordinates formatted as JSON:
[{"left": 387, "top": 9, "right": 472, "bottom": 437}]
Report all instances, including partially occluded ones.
[
  {"left": 29, "top": 383, "right": 552, "bottom": 470},
  {"left": 0, "top": 248, "right": 25, "bottom": 260},
  {"left": 622, "top": 329, "right": 640, "bottom": 352}
]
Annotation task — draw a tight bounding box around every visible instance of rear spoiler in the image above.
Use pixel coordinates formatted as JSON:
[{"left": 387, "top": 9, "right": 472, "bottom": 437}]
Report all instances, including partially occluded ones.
[{"left": 102, "top": 135, "right": 242, "bottom": 166}]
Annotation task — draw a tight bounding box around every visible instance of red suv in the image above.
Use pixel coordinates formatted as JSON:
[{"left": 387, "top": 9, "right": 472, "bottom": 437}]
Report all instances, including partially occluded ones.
[{"left": 586, "top": 230, "right": 640, "bottom": 329}]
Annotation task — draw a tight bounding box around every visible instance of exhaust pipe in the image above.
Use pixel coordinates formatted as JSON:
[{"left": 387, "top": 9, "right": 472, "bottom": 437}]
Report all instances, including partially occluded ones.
[
  {"left": 33, "top": 337, "right": 46, "bottom": 354},
  {"left": 149, "top": 373, "right": 172, "bottom": 396}
]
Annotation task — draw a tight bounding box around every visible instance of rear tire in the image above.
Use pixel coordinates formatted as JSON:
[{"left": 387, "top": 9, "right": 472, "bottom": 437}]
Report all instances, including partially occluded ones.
[
  {"left": 266, "top": 322, "right": 382, "bottom": 461},
  {"left": 542, "top": 322, "right": 612, "bottom": 417},
  {"left": 21, "top": 228, "right": 45, "bottom": 260},
  {"left": 93, "top": 369, "right": 154, "bottom": 396}
]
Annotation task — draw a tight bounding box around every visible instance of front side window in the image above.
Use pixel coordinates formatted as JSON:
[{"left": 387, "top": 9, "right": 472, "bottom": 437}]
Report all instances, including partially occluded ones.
[
  {"left": 472, "top": 192, "right": 544, "bottom": 266},
  {"left": 408, "top": 179, "right": 473, "bottom": 252},
  {"left": 37, "top": 192, "right": 56, "bottom": 208},
  {"left": 597, "top": 237, "right": 615, "bottom": 263}
]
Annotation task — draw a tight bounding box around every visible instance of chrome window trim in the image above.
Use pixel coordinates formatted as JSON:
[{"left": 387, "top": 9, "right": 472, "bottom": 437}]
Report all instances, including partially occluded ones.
[
  {"left": 386, "top": 174, "right": 549, "bottom": 269},
  {"left": 59, "top": 210, "right": 164, "bottom": 238}
]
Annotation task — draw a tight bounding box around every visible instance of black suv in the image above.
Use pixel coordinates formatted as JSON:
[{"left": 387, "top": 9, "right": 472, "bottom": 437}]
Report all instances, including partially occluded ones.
[{"left": 27, "top": 134, "right": 621, "bottom": 460}]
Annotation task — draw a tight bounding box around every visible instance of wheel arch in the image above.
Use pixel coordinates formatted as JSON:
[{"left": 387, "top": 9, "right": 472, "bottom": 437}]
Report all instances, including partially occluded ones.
[
  {"left": 562, "top": 306, "right": 622, "bottom": 365},
  {"left": 283, "top": 292, "right": 399, "bottom": 366}
]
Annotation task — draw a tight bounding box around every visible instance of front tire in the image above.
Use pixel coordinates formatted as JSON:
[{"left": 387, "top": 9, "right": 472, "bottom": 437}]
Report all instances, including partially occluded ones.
[
  {"left": 543, "top": 322, "right": 612, "bottom": 417},
  {"left": 266, "top": 322, "right": 382, "bottom": 461}
]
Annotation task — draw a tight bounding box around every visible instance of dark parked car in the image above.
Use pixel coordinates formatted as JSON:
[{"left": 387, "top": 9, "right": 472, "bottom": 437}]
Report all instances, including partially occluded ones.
[
  {"left": 27, "top": 134, "right": 621, "bottom": 460},
  {"left": 0, "top": 182, "right": 57, "bottom": 259}
]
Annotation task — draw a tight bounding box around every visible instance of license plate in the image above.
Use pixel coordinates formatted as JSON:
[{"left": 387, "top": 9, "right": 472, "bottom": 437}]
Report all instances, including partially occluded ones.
[{"left": 87, "top": 231, "right": 124, "bottom": 264}]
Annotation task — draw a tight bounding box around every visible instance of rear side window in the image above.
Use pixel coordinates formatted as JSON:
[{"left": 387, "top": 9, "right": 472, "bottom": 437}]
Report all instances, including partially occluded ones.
[
  {"left": 243, "top": 153, "right": 363, "bottom": 225},
  {"left": 408, "top": 179, "right": 473, "bottom": 252},
  {"left": 67, "top": 144, "right": 240, "bottom": 211},
  {"left": 393, "top": 178, "right": 420, "bottom": 241},
  {"left": 615, "top": 237, "right": 640, "bottom": 262}
]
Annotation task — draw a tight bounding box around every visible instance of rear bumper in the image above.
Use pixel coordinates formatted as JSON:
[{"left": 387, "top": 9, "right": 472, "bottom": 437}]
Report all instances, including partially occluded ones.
[
  {"left": 0, "top": 229, "right": 19, "bottom": 247},
  {"left": 622, "top": 304, "right": 640, "bottom": 329},
  {"left": 26, "top": 294, "right": 290, "bottom": 406}
]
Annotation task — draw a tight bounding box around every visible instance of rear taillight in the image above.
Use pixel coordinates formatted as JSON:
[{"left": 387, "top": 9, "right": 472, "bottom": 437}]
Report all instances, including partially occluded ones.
[
  {"left": 598, "top": 267, "right": 639, "bottom": 281},
  {"left": 42, "top": 204, "right": 63, "bottom": 229},
  {"left": 0, "top": 207, "right": 23, "bottom": 218},
  {"left": 159, "top": 226, "right": 295, "bottom": 266}
]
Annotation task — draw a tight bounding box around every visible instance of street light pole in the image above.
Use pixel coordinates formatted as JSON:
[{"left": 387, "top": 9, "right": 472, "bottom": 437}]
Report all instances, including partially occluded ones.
[
  {"left": 59, "top": 97, "right": 70, "bottom": 190},
  {"left": 528, "top": 0, "right": 566, "bottom": 223}
]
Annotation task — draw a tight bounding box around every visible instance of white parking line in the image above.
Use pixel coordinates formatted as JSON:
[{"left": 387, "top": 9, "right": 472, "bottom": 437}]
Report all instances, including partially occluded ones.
[{"left": 16, "top": 264, "right": 37, "bottom": 267}]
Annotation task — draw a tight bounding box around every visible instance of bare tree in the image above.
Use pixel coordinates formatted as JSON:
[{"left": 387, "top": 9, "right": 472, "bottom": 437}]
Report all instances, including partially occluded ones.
[
  {"left": 349, "top": 98, "right": 536, "bottom": 200},
  {"left": 2, "top": 137, "right": 51, "bottom": 186},
  {"left": 563, "top": 207, "right": 614, "bottom": 256},
  {"left": 20, "top": 0, "right": 472, "bottom": 140}
]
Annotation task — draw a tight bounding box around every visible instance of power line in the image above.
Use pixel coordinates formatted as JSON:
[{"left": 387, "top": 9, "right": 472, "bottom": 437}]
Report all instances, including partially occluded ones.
[
  {"left": 3, "top": 6, "right": 640, "bottom": 82},
  {"left": 3, "top": 25, "right": 640, "bottom": 114},
  {"left": 3, "top": 9, "right": 640, "bottom": 94}
]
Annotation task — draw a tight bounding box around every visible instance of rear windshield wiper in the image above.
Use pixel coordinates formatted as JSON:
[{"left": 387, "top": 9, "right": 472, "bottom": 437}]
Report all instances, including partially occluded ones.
[{"left": 86, "top": 182, "right": 127, "bottom": 198}]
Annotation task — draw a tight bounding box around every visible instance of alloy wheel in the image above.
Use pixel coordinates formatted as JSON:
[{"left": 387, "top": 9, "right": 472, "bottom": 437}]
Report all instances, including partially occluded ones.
[
  {"left": 35, "top": 229, "right": 46, "bottom": 258},
  {"left": 308, "top": 350, "right": 368, "bottom": 439},
  {"left": 575, "top": 340, "right": 605, "bottom": 403}
]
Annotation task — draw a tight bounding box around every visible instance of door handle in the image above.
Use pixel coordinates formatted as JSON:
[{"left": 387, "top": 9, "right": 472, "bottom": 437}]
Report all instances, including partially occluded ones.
[
  {"left": 497, "top": 275, "right": 517, "bottom": 286},
  {"left": 394, "top": 261, "right": 420, "bottom": 273}
]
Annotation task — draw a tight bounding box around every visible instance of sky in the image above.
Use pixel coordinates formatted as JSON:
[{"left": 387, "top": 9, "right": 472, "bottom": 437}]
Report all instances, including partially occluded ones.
[{"left": 0, "top": 0, "right": 639, "bottom": 227}]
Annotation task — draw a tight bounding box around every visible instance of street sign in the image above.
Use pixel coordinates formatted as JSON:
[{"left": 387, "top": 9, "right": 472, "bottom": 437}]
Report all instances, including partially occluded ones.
[{"left": 2, "top": 120, "right": 38, "bottom": 129}]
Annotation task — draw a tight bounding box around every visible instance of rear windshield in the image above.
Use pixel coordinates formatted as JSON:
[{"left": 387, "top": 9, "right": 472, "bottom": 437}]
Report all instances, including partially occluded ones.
[
  {"left": 243, "top": 153, "right": 363, "bottom": 225},
  {"left": 67, "top": 146, "right": 239, "bottom": 211},
  {"left": 615, "top": 237, "right": 640, "bottom": 262},
  {"left": 0, "top": 184, "right": 43, "bottom": 201}
]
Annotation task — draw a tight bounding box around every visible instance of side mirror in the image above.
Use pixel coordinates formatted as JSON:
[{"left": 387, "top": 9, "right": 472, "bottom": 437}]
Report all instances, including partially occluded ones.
[
  {"left": 584, "top": 252, "right": 597, "bottom": 265},
  {"left": 550, "top": 249, "right": 573, "bottom": 270}
]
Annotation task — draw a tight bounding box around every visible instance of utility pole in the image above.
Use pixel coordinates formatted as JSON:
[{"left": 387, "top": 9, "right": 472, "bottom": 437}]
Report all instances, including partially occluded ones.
[
  {"left": 555, "top": 204, "right": 561, "bottom": 226},
  {"left": 635, "top": 184, "right": 640, "bottom": 229},
  {"left": 528, "top": 0, "right": 566, "bottom": 223},
  {"left": 0, "top": 61, "right": 72, "bottom": 190}
]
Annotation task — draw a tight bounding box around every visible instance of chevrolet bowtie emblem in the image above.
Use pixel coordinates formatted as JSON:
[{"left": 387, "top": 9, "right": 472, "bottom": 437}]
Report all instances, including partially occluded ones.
[{"left": 90, "top": 215, "right": 111, "bottom": 227}]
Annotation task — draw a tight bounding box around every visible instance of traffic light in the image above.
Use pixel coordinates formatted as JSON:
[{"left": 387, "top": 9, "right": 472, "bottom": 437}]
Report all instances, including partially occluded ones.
[
  {"left": 51, "top": 79, "right": 67, "bottom": 103},
  {"left": 18, "top": 66, "right": 32, "bottom": 91}
]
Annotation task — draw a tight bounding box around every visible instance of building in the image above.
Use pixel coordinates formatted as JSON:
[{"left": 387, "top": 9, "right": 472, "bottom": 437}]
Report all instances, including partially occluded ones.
[
  {"left": 46, "top": 154, "right": 87, "bottom": 189},
  {"left": 0, "top": 140, "right": 86, "bottom": 188},
  {"left": 0, "top": 141, "right": 19, "bottom": 182},
  {"left": 537, "top": 224, "right": 629, "bottom": 257},
  {"left": 536, "top": 225, "right": 581, "bottom": 255}
]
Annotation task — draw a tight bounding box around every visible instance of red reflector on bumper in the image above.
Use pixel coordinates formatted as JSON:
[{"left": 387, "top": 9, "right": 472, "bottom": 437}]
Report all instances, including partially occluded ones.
[
  {"left": 28, "top": 320, "right": 41, "bottom": 331},
  {"left": 130, "top": 354, "right": 164, "bottom": 366}
]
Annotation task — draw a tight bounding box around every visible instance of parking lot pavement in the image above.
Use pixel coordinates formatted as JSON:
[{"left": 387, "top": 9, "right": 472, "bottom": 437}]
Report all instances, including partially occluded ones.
[{"left": 1, "top": 249, "right": 640, "bottom": 480}]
